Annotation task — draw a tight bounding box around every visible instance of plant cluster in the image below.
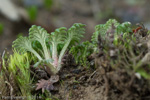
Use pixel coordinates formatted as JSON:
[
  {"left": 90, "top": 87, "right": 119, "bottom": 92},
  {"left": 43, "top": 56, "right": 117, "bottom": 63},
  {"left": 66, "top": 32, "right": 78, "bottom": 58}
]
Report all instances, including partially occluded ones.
[
  {"left": 70, "top": 41, "right": 94, "bottom": 67},
  {"left": 13, "top": 23, "right": 85, "bottom": 74},
  {"left": 1, "top": 19, "right": 150, "bottom": 99},
  {"left": 0, "top": 50, "right": 35, "bottom": 100},
  {"left": 70, "top": 19, "right": 133, "bottom": 67},
  {"left": 91, "top": 19, "right": 132, "bottom": 47},
  {"left": 71, "top": 19, "right": 150, "bottom": 79},
  {"left": 92, "top": 19, "right": 150, "bottom": 79}
]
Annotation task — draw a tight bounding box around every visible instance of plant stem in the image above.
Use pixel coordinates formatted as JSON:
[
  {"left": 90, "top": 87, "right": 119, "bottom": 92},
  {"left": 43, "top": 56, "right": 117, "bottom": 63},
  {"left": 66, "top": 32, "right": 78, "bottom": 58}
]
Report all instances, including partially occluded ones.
[
  {"left": 47, "top": 63, "right": 58, "bottom": 74},
  {"left": 58, "top": 38, "right": 71, "bottom": 71},
  {"left": 42, "top": 41, "right": 51, "bottom": 59},
  {"left": 52, "top": 43, "right": 58, "bottom": 68},
  {"left": 31, "top": 49, "right": 43, "bottom": 61}
]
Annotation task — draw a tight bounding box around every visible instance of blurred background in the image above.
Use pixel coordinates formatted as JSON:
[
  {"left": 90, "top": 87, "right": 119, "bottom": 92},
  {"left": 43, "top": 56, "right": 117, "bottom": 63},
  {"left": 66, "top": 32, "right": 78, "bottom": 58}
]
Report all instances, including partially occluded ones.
[{"left": 0, "top": 0, "right": 150, "bottom": 53}]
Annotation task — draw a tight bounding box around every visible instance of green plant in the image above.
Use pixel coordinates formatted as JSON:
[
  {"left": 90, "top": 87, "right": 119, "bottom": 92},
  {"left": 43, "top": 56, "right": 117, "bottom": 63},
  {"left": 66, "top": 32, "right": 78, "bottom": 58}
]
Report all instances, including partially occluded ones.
[
  {"left": 1, "top": 19, "right": 150, "bottom": 99},
  {"left": 8, "top": 50, "right": 35, "bottom": 99},
  {"left": 99, "top": 20, "right": 150, "bottom": 79},
  {"left": 27, "top": 6, "right": 38, "bottom": 22},
  {"left": 91, "top": 19, "right": 132, "bottom": 48},
  {"left": 70, "top": 19, "right": 133, "bottom": 67},
  {"left": 13, "top": 23, "right": 85, "bottom": 74},
  {"left": 70, "top": 19, "right": 133, "bottom": 68},
  {"left": 0, "top": 70, "right": 9, "bottom": 97},
  {"left": 0, "top": 51, "right": 22, "bottom": 97},
  {"left": 70, "top": 41, "right": 94, "bottom": 66}
]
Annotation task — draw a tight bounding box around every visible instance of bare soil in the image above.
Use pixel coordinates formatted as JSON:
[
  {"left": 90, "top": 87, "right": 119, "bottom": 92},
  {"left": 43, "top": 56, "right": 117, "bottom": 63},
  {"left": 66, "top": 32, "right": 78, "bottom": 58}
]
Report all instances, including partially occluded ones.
[{"left": 44, "top": 57, "right": 150, "bottom": 100}]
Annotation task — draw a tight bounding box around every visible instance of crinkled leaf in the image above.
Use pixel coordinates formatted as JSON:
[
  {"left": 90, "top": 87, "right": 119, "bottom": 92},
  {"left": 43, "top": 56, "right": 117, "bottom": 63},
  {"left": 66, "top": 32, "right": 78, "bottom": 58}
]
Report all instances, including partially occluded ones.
[
  {"left": 12, "top": 36, "right": 43, "bottom": 60},
  {"left": 58, "top": 23, "right": 85, "bottom": 70},
  {"left": 29, "top": 25, "right": 51, "bottom": 59}
]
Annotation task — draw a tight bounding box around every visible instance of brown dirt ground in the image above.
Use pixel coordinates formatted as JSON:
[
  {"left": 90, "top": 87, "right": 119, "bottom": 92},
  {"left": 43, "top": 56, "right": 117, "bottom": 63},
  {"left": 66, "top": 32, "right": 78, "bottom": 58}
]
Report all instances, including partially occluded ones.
[{"left": 47, "top": 63, "right": 150, "bottom": 100}]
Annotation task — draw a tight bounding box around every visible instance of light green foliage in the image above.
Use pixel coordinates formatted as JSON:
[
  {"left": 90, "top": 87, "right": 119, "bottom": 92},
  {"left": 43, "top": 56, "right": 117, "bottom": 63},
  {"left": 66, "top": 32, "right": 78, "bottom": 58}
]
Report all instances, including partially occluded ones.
[
  {"left": 67, "top": 23, "right": 85, "bottom": 44},
  {"left": 12, "top": 36, "right": 43, "bottom": 60},
  {"left": 2, "top": 19, "right": 150, "bottom": 98},
  {"left": 92, "top": 19, "right": 119, "bottom": 42},
  {"left": 29, "top": 25, "right": 50, "bottom": 60},
  {"left": 13, "top": 23, "right": 85, "bottom": 74},
  {"left": 70, "top": 41, "right": 94, "bottom": 67},
  {"left": 70, "top": 19, "right": 132, "bottom": 67},
  {"left": 57, "top": 23, "right": 85, "bottom": 68},
  {"left": 0, "top": 50, "right": 34, "bottom": 99},
  {"left": 91, "top": 19, "right": 132, "bottom": 47},
  {"left": 116, "top": 22, "right": 132, "bottom": 34},
  {"left": 50, "top": 27, "right": 66, "bottom": 67},
  {"left": 8, "top": 50, "right": 34, "bottom": 99},
  {"left": 122, "top": 33, "right": 136, "bottom": 48}
]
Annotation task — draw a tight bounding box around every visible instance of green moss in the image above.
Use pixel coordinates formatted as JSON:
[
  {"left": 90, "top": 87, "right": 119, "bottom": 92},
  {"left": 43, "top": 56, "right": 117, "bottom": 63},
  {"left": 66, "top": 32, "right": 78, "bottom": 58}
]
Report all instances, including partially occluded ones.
[{"left": 8, "top": 50, "right": 35, "bottom": 99}]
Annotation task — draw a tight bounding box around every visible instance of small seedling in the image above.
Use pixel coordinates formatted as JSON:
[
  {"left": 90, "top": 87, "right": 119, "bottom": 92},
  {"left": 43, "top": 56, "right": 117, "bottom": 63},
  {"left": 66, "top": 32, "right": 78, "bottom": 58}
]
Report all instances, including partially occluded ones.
[{"left": 13, "top": 24, "right": 85, "bottom": 74}]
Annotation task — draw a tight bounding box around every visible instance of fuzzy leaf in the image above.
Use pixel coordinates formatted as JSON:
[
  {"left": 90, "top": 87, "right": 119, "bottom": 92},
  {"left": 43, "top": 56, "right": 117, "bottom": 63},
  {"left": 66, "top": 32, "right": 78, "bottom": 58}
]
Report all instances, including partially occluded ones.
[
  {"left": 50, "top": 27, "right": 67, "bottom": 67},
  {"left": 13, "top": 24, "right": 85, "bottom": 74},
  {"left": 58, "top": 23, "right": 85, "bottom": 70},
  {"left": 29, "top": 25, "right": 51, "bottom": 59},
  {"left": 68, "top": 23, "right": 85, "bottom": 44},
  {"left": 12, "top": 36, "right": 32, "bottom": 53},
  {"left": 12, "top": 36, "right": 42, "bottom": 60}
]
